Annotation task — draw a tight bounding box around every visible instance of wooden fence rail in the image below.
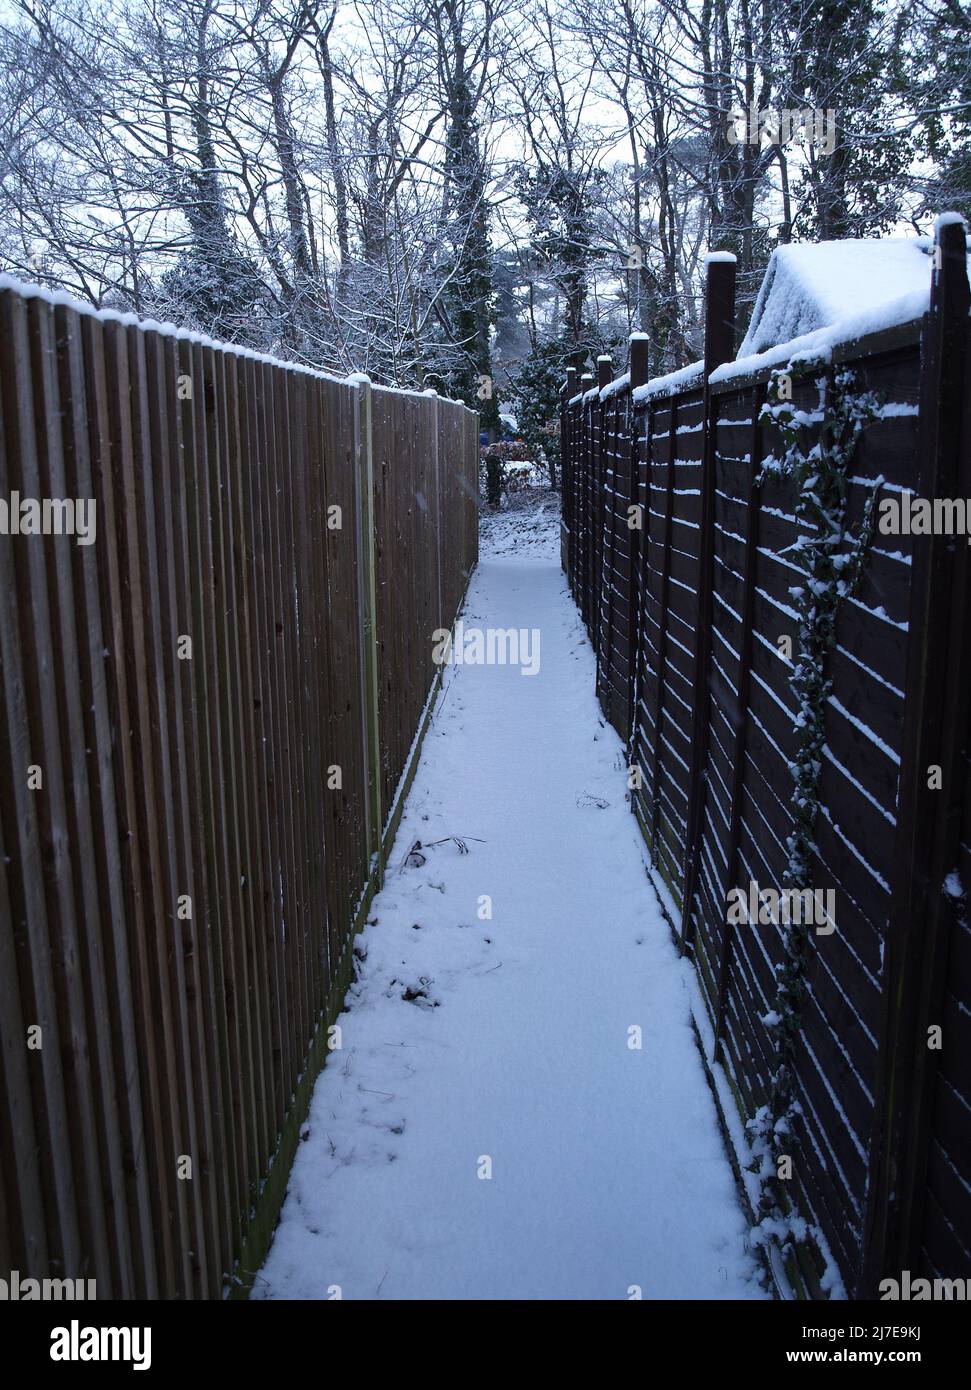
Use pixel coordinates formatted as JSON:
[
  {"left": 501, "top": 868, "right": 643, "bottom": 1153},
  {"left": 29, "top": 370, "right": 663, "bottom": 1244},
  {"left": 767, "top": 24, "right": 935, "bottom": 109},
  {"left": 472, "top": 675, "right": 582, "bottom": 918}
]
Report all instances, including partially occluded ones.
[
  {"left": 0, "top": 279, "right": 478, "bottom": 1297},
  {"left": 562, "top": 220, "right": 971, "bottom": 1298}
]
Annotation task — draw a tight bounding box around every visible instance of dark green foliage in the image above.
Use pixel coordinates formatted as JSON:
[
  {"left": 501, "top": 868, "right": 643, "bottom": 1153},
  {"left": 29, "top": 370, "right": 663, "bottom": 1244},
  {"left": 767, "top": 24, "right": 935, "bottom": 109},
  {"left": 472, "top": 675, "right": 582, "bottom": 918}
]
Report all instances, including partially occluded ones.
[
  {"left": 780, "top": 0, "right": 915, "bottom": 240},
  {"left": 511, "top": 342, "right": 565, "bottom": 487},
  {"left": 516, "top": 161, "right": 607, "bottom": 371},
  {"left": 896, "top": 0, "right": 971, "bottom": 220},
  {"left": 484, "top": 448, "right": 504, "bottom": 507},
  {"left": 437, "top": 59, "right": 499, "bottom": 433}
]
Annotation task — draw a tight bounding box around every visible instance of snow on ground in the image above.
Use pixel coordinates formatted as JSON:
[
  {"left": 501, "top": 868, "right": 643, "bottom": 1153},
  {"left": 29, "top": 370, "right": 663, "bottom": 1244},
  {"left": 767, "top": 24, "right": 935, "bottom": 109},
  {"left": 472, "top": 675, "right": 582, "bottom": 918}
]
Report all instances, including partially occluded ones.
[{"left": 254, "top": 486, "right": 766, "bottom": 1301}]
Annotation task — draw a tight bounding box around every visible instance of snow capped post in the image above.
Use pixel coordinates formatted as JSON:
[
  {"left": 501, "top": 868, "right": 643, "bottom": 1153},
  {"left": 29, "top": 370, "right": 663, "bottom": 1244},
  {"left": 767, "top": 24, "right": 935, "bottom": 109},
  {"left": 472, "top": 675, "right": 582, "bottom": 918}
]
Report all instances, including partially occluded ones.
[
  {"left": 629, "top": 332, "right": 649, "bottom": 391},
  {"left": 920, "top": 213, "right": 970, "bottom": 502},
  {"left": 625, "top": 331, "right": 650, "bottom": 734},
  {"left": 593, "top": 356, "right": 613, "bottom": 657},
  {"left": 578, "top": 373, "right": 595, "bottom": 625},
  {"left": 702, "top": 251, "right": 737, "bottom": 374},
  {"left": 680, "top": 252, "right": 737, "bottom": 949},
  {"left": 862, "top": 211, "right": 971, "bottom": 1295}
]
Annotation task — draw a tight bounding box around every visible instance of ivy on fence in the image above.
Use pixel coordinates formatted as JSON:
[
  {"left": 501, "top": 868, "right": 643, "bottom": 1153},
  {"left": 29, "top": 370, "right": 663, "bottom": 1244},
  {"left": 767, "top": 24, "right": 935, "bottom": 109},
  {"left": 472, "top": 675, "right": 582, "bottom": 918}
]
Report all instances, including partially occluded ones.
[{"left": 747, "top": 364, "right": 882, "bottom": 1257}]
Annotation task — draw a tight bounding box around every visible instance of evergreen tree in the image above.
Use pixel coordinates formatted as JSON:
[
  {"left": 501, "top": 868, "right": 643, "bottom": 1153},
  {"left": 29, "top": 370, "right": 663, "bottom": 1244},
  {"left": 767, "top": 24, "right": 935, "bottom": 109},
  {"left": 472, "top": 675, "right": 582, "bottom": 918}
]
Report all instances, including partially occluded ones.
[
  {"left": 517, "top": 160, "right": 607, "bottom": 372},
  {"left": 511, "top": 340, "right": 565, "bottom": 488},
  {"left": 431, "top": 0, "right": 500, "bottom": 434},
  {"left": 781, "top": 0, "right": 915, "bottom": 239},
  {"left": 898, "top": 0, "right": 971, "bottom": 221}
]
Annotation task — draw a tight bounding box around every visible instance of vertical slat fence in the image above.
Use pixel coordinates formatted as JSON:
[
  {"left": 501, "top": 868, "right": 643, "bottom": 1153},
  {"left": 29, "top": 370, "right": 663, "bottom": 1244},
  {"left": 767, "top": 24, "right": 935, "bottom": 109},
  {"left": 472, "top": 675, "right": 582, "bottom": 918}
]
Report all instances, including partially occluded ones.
[{"left": 0, "top": 282, "right": 478, "bottom": 1297}]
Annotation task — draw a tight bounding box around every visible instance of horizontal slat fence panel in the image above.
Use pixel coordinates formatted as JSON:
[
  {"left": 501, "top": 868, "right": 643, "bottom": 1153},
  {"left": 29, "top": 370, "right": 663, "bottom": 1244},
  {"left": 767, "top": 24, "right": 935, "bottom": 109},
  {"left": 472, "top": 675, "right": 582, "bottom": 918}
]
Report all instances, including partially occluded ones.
[
  {"left": 0, "top": 282, "right": 477, "bottom": 1297},
  {"left": 561, "top": 224, "right": 971, "bottom": 1299}
]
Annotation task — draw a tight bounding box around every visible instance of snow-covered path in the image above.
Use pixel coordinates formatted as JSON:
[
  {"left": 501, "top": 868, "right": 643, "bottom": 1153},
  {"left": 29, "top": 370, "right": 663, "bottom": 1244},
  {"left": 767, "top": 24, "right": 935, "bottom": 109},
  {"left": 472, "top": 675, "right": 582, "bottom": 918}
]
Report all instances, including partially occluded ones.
[{"left": 255, "top": 491, "right": 765, "bottom": 1301}]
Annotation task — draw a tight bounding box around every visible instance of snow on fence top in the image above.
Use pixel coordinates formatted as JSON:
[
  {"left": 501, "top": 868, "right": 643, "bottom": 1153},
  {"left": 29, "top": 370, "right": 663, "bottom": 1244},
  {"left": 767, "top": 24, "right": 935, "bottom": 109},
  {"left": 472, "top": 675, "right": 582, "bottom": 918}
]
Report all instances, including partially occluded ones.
[
  {"left": 601, "top": 371, "right": 630, "bottom": 400},
  {"left": 631, "top": 359, "right": 704, "bottom": 404},
  {"left": 0, "top": 272, "right": 472, "bottom": 410},
  {"left": 581, "top": 225, "right": 970, "bottom": 405},
  {"left": 712, "top": 231, "right": 971, "bottom": 386},
  {"left": 709, "top": 310, "right": 912, "bottom": 386},
  {"left": 738, "top": 235, "right": 966, "bottom": 358}
]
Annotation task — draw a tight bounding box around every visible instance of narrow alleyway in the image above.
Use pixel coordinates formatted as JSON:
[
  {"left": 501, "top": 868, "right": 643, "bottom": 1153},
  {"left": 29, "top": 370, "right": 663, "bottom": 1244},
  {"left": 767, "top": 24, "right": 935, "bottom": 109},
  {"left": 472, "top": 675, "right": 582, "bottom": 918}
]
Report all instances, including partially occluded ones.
[{"left": 255, "top": 489, "right": 766, "bottom": 1301}]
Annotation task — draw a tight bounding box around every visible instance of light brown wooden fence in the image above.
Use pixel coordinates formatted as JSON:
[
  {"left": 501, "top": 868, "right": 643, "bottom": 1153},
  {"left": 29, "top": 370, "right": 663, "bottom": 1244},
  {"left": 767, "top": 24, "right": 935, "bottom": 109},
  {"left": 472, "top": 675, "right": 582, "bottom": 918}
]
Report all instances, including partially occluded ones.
[{"left": 0, "top": 281, "right": 478, "bottom": 1298}]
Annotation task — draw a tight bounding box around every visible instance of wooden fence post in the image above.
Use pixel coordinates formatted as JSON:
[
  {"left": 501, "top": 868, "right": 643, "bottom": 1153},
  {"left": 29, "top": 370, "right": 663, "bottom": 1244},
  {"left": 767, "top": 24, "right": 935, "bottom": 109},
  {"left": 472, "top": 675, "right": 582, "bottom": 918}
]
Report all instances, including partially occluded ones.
[
  {"left": 579, "top": 372, "right": 595, "bottom": 627},
  {"left": 563, "top": 367, "right": 578, "bottom": 586},
  {"left": 626, "top": 333, "right": 650, "bottom": 754},
  {"left": 596, "top": 354, "right": 614, "bottom": 719},
  {"left": 559, "top": 382, "right": 568, "bottom": 573},
  {"left": 629, "top": 333, "right": 649, "bottom": 393},
  {"left": 858, "top": 215, "right": 971, "bottom": 1296},
  {"left": 350, "top": 373, "right": 383, "bottom": 885},
  {"left": 679, "top": 253, "right": 737, "bottom": 949},
  {"left": 595, "top": 355, "right": 612, "bottom": 670}
]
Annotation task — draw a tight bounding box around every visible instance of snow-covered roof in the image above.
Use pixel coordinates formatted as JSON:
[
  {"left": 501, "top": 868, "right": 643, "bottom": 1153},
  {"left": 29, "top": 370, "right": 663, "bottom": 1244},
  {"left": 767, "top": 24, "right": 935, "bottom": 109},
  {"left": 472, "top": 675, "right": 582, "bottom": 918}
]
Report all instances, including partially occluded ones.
[{"left": 739, "top": 236, "right": 946, "bottom": 358}]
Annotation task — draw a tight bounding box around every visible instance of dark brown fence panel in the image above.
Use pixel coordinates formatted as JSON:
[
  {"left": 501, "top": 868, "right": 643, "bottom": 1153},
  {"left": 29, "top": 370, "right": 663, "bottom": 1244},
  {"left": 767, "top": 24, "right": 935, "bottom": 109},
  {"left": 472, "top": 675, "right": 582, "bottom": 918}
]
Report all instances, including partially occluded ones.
[
  {"left": 861, "top": 219, "right": 971, "bottom": 1294},
  {"left": 596, "top": 381, "right": 634, "bottom": 739},
  {"left": 575, "top": 388, "right": 591, "bottom": 624},
  {"left": 626, "top": 382, "right": 705, "bottom": 915},
  {"left": 0, "top": 282, "right": 478, "bottom": 1298},
  {"left": 561, "top": 222, "right": 971, "bottom": 1298}
]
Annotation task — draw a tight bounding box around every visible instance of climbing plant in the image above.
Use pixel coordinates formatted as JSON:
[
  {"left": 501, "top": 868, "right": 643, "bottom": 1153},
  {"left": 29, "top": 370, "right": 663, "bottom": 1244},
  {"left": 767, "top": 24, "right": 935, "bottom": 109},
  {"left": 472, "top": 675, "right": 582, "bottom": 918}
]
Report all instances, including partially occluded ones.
[{"left": 746, "top": 363, "right": 882, "bottom": 1264}]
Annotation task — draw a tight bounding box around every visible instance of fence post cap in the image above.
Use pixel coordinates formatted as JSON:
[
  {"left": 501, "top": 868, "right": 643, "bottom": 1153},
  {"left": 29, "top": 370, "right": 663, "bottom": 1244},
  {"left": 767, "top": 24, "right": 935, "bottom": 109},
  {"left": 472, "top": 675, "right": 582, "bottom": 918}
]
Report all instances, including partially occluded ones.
[
  {"left": 597, "top": 353, "right": 612, "bottom": 362},
  {"left": 347, "top": 371, "right": 372, "bottom": 386},
  {"left": 703, "top": 252, "right": 737, "bottom": 374},
  {"left": 423, "top": 387, "right": 438, "bottom": 396},
  {"left": 629, "top": 332, "right": 650, "bottom": 389},
  {"left": 934, "top": 210, "right": 968, "bottom": 232}
]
